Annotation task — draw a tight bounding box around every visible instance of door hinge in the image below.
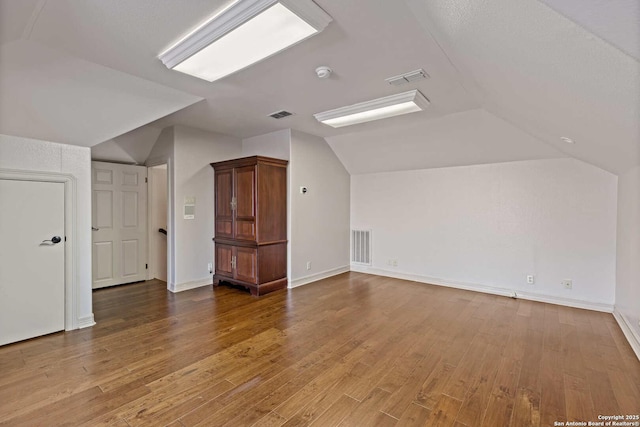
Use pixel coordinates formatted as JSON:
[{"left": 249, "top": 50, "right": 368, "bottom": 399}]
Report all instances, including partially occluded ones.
[
  {"left": 145, "top": 264, "right": 148, "bottom": 269},
  {"left": 145, "top": 177, "right": 148, "bottom": 183}
]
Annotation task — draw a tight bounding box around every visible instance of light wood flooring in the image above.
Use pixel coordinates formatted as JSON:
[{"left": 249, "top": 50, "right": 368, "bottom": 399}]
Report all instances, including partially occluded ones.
[{"left": 0, "top": 272, "right": 639, "bottom": 426}]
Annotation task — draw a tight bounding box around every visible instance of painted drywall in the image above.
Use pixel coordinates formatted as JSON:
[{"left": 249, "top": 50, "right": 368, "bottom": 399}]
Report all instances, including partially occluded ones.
[
  {"left": 0, "top": 39, "right": 200, "bottom": 147},
  {"left": 242, "top": 129, "right": 291, "bottom": 160},
  {"left": 351, "top": 158, "right": 618, "bottom": 309},
  {"left": 615, "top": 165, "right": 640, "bottom": 355},
  {"left": 149, "top": 165, "right": 168, "bottom": 282},
  {"left": 172, "top": 126, "right": 242, "bottom": 291},
  {"left": 0, "top": 133, "right": 93, "bottom": 327},
  {"left": 91, "top": 126, "right": 162, "bottom": 164},
  {"left": 289, "top": 131, "right": 350, "bottom": 286}
]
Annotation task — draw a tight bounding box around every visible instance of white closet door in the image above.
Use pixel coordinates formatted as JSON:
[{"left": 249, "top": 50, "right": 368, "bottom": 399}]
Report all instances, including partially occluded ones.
[{"left": 0, "top": 179, "right": 65, "bottom": 346}]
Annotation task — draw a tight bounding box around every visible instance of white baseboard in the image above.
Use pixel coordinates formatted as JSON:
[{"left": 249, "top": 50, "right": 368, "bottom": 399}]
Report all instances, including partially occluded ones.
[
  {"left": 169, "top": 277, "right": 212, "bottom": 293},
  {"left": 613, "top": 308, "right": 640, "bottom": 361},
  {"left": 290, "top": 265, "right": 350, "bottom": 289},
  {"left": 77, "top": 314, "right": 96, "bottom": 329},
  {"left": 351, "top": 265, "right": 614, "bottom": 313}
]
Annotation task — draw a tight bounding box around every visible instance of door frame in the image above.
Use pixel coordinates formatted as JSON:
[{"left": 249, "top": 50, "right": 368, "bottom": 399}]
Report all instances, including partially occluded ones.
[
  {"left": 146, "top": 157, "right": 175, "bottom": 290},
  {"left": 146, "top": 163, "right": 168, "bottom": 282},
  {"left": 0, "top": 168, "right": 81, "bottom": 331}
]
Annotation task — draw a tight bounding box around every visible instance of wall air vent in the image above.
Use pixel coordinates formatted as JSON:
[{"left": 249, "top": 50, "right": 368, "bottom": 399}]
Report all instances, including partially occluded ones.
[
  {"left": 351, "top": 229, "right": 372, "bottom": 265},
  {"left": 269, "top": 110, "right": 294, "bottom": 119},
  {"left": 385, "top": 68, "right": 429, "bottom": 86}
]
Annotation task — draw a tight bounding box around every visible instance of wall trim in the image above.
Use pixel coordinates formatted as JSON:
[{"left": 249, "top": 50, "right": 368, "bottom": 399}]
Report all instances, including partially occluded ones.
[
  {"left": 613, "top": 308, "right": 640, "bottom": 361},
  {"left": 169, "top": 277, "right": 212, "bottom": 293},
  {"left": 77, "top": 314, "right": 96, "bottom": 329},
  {"left": 0, "top": 168, "right": 90, "bottom": 330},
  {"left": 289, "top": 265, "right": 350, "bottom": 289},
  {"left": 351, "top": 265, "right": 614, "bottom": 313}
]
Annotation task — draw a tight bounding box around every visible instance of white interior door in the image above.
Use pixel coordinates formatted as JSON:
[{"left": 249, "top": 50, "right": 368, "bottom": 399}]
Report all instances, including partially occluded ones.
[
  {"left": 92, "top": 162, "right": 147, "bottom": 289},
  {"left": 0, "top": 179, "right": 65, "bottom": 346}
]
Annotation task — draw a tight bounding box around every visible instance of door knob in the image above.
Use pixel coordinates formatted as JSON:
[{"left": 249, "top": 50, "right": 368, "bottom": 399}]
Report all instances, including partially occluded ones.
[{"left": 42, "top": 236, "right": 62, "bottom": 244}]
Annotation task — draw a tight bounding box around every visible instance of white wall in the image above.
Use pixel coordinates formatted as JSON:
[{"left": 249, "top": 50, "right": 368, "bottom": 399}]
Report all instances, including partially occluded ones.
[
  {"left": 172, "top": 126, "right": 242, "bottom": 291},
  {"left": 289, "top": 131, "right": 350, "bottom": 286},
  {"left": 242, "top": 129, "right": 291, "bottom": 160},
  {"left": 351, "top": 158, "right": 618, "bottom": 310},
  {"left": 615, "top": 165, "right": 640, "bottom": 357},
  {"left": 0, "top": 134, "right": 93, "bottom": 328}
]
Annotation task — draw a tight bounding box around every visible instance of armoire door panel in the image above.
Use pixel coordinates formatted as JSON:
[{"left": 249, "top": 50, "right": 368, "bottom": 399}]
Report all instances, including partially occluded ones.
[
  {"left": 216, "top": 220, "right": 232, "bottom": 236},
  {"left": 235, "top": 220, "right": 256, "bottom": 241},
  {"left": 234, "top": 166, "right": 255, "bottom": 219},
  {"left": 235, "top": 247, "right": 257, "bottom": 284},
  {"left": 215, "top": 244, "right": 233, "bottom": 277},
  {"left": 215, "top": 170, "right": 233, "bottom": 239}
]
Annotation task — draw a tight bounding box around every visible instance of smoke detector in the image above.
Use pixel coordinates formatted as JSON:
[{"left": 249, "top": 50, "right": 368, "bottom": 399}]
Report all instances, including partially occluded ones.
[{"left": 315, "top": 66, "right": 332, "bottom": 79}]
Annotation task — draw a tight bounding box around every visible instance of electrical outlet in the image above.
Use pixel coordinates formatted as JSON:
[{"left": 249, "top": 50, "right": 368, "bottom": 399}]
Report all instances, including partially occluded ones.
[
  {"left": 562, "top": 279, "right": 572, "bottom": 290},
  {"left": 392, "top": 259, "right": 398, "bottom": 267},
  {"left": 306, "top": 261, "right": 311, "bottom": 270},
  {"left": 208, "top": 262, "right": 213, "bottom": 273},
  {"left": 526, "top": 275, "right": 534, "bottom": 284}
]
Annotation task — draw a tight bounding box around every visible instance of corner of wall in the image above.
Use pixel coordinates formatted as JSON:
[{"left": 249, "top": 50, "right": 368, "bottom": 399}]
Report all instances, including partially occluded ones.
[{"left": 613, "top": 307, "right": 640, "bottom": 361}]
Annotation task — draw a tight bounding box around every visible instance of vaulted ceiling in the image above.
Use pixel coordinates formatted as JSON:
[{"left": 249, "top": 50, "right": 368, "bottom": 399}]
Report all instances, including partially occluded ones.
[{"left": 0, "top": 0, "right": 637, "bottom": 175}]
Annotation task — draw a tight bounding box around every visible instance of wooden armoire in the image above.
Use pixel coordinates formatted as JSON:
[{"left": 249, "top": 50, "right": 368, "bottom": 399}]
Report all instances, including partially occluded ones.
[{"left": 210, "top": 156, "right": 288, "bottom": 296}]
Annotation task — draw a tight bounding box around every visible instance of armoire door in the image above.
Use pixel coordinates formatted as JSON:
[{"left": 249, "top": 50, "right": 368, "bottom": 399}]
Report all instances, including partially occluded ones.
[
  {"left": 234, "top": 246, "right": 257, "bottom": 284},
  {"left": 215, "top": 244, "right": 234, "bottom": 279},
  {"left": 233, "top": 166, "right": 256, "bottom": 241},
  {"left": 215, "top": 169, "right": 233, "bottom": 239}
]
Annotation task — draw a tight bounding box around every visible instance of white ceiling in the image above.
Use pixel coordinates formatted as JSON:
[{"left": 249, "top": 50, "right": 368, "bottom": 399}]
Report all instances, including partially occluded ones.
[
  {"left": 0, "top": 0, "right": 637, "bottom": 175},
  {"left": 91, "top": 125, "right": 162, "bottom": 165},
  {"left": 327, "top": 109, "right": 566, "bottom": 175}
]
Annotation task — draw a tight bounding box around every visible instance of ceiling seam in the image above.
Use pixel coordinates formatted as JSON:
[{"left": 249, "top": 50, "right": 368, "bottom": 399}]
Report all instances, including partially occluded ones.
[
  {"left": 402, "top": 0, "right": 482, "bottom": 107},
  {"left": 22, "top": 0, "right": 48, "bottom": 40},
  {"left": 536, "top": 0, "right": 640, "bottom": 64}
]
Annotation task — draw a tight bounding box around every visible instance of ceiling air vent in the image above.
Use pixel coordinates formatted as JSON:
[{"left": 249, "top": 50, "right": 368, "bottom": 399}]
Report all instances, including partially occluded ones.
[
  {"left": 268, "top": 110, "right": 294, "bottom": 119},
  {"left": 385, "top": 68, "right": 429, "bottom": 86}
]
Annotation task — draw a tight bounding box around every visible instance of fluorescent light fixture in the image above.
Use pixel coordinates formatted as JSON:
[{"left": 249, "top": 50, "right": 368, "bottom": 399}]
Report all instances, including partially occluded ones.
[
  {"left": 159, "top": 0, "right": 332, "bottom": 82},
  {"left": 314, "top": 90, "right": 430, "bottom": 128}
]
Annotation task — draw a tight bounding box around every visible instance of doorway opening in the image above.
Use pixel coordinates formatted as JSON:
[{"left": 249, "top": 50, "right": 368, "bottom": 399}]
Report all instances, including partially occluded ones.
[{"left": 148, "top": 164, "right": 168, "bottom": 283}]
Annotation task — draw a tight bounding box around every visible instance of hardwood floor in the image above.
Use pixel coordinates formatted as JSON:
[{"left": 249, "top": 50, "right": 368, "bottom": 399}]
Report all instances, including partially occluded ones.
[{"left": 0, "top": 272, "right": 638, "bottom": 426}]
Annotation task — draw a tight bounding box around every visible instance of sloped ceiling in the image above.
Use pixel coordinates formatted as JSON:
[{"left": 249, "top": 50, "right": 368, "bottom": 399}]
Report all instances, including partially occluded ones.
[
  {"left": 0, "top": 0, "right": 637, "bottom": 175},
  {"left": 327, "top": 109, "right": 564, "bottom": 175},
  {"left": 0, "top": 1, "right": 202, "bottom": 147},
  {"left": 404, "top": 0, "right": 640, "bottom": 175},
  {"left": 91, "top": 126, "right": 162, "bottom": 164}
]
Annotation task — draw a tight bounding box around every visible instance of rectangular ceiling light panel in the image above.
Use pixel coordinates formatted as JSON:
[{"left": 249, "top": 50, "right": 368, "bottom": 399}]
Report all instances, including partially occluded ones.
[
  {"left": 314, "top": 90, "right": 430, "bottom": 128},
  {"left": 159, "top": 0, "right": 332, "bottom": 82}
]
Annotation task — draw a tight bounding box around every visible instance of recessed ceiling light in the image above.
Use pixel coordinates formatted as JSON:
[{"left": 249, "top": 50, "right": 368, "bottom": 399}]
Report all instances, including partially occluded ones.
[
  {"left": 313, "top": 90, "right": 430, "bottom": 128},
  {"left": 560, "top": 137, "right": 575, "bottom": 144},
  {"left": 159, "top": 0, "right": 332, "bottom": 82}
]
